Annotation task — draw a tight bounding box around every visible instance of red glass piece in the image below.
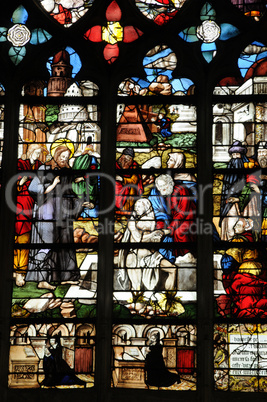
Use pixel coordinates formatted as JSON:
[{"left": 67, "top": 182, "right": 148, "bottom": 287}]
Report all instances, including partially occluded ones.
[
  {"left": 154, "top": 9, "right": 178, "bottom": 25},
  {"left": 218, "top": 76, "right": 243, "bottom": 86},
  {"left": 53, "top": 50, "right": 71, "bottom": 64},
  {"left": 157, "top": 0, "right": 172, "bottom": 4},
  {"left": 103, "top": 43, "right": 119, "bottom": 63},
  {"left": 84, "top": 26, "right": 102, "bottom": 42},
  {"left": 106, "top": 1, "right": 122, "bottom": 21},
  {"left": 52, "top": 4, "right": 72, "bottom": 24},
  {"left": 177, "top": 349, "right": 195, "bottom": 374},
  {"left": 245, "top": 58, "right": 267, "bottom": 81},
  {"left": 123, "top": 26, "right": 143, "bottom": 43}
]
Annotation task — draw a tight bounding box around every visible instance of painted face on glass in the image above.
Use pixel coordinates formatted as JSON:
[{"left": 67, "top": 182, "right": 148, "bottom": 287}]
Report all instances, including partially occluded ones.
[
  {"left": 31, "top": 148, "right": 41, "bottom": 162},
  {"left": 157, "top": 178, "right": 173, "bottom": 196},
  {"left": 231, "top": 152, "right": 241, "bottom": 159},
  {"left": 258, "top": 149, "right": 267, "bottom": 168},
  {"left": 56, "top": 150, "right": 70, "bottom": 168},
  {"left": 119, "top": 154, "right": 133, "bottom": 169},
  {"left": 50, "top": 338, "right": 57, "bottom": 348},
  {"left": 234, "top": 220, "right": 245, "bottom": 235},
  {"left": 167, "top": 155, "right": 176, "bottom": 169},
  {"left": 134, "top": 201, "right": 145, "bottom": 217}
]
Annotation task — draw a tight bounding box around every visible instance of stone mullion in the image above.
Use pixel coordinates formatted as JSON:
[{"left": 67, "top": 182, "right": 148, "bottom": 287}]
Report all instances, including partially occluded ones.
[{"left": 197, "top": 86, "right": 214, "bottom": 401}]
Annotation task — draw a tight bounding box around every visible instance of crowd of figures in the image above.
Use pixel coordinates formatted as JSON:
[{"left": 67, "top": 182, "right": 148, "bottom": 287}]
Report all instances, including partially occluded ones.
[
  {"left": 14, "top": 138, "right": 100, "bottom": 289},
  {"left": 216, "top": 140, "right": 267, "bottom": 318},
  {"left": 114, "top": 147, "right": 197, "bottom": 292},
  {"left": 14, "top": 139, "right": 197, "bottom": 298}
]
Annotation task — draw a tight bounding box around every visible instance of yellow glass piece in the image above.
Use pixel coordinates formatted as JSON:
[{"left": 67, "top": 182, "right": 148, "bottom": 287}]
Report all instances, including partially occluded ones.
[{"left": 102, "top": 22, "right": 123, "bottom": 45}]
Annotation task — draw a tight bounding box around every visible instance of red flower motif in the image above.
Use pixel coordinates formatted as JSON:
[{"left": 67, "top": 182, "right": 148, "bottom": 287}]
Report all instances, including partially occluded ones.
[{"left": 84, "top": 0, "right": 143, "bottom": 63}]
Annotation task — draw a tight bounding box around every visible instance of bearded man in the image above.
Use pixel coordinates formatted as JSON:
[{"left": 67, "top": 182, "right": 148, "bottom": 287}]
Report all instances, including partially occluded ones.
[
  {"left": 115, "top": 147, "right": 143, "bottom": 214},
  {"left": 220, "top": 140, "right": 260, "bottom": 241},
  {"left": 149, "top": 174, "right": 196, "bottom": 261},
  {"left": 25, "top": 139, "right": 82, "bottom": 290}
]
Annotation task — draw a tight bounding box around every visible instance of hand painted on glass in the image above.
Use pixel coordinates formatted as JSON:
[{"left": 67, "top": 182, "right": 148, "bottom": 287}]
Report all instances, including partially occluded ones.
[
  {"left": 114, "top": 103, "right": 197, "bottom": 319},
  {"left": 213, "top": 101, "right": 267, "bottom": 321},
  {"left": 12, "top": 48, "right": 100, "bottom": 322}
]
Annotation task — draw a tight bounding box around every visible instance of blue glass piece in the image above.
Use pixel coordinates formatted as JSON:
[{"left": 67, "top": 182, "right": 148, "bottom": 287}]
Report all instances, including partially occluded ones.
[
  {"left": 252, "top": 41, "right": 265, "bottom": 47},
  {"left": 201, "top": 42, "right": 216, "bottom": 51},
  {"left": 220, "top": 23, "right": 240, "bottom": 41},
  {"left": 203, "top": 51, "right": 215, "bottom": 63},
  {"left": 11, "top": 5, "right": 28, "bottom": 24},
  {"left": 201, "top": 42, "right": 216, "bottom": 63},
  {"left": 8, "top": 46, "right": 26, "bottom": 65},
  {"left": 256, "top": 51, "right": 267, "bottom": 61},
  {"left": 47, "top": 47, "right": 82, "bottom": 77},
  {"left": 0, "top": 28, "right": 7, "bottom": 42},
  {"left": 172, "top": 78, "right": 194, "bottom": 93},
  {"left": 145, "top": 68, "right": 173, "bottom": 83},
  {"left": 133, "top": 77, "right": 150, "bottom": 88},
  {"left": 30, "top": 29, "right": 52, "bottom": 45},
  {"left": 238, "top": 54, "right": 257, "bottom": 77},
  {"left": 200, "top": 2, "right": 216, "bottom": 21},
  {"left": 143, "top": 47, "right": 173, "bottom": 67},
  {"left": 178, "top": 27, "right": 198, "bottom": 43},
  {"left": 65, "top": 47, "right": 82, "bottom": 77}
]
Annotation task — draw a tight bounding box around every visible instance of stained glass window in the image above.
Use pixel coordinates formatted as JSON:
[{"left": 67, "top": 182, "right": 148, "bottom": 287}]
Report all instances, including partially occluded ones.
[
  {"left": 9, "top": 46, "right": 100, "bottom": 388},
  {"left": 1, "top": 0, "right": 267, "bottom": 400}
]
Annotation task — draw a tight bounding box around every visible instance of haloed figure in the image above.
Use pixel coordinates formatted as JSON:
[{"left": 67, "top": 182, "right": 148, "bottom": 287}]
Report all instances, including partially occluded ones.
[{"left": 26, "top": 139, "right": 82, "bottom": 290}]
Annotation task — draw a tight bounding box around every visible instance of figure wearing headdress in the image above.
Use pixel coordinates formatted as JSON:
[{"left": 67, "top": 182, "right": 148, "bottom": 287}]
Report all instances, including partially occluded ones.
[
  {"left": 26, "top": 139, "right": 82, "bottom": 290},
  {"left": 72, "top": 138, "right": 100, "bottom": 218},
  {"left": 115, "top": 147, "right": 143, "bottom": 215},
  {"left": 219, "top": 140, "right": 260, "bottom": 241}
]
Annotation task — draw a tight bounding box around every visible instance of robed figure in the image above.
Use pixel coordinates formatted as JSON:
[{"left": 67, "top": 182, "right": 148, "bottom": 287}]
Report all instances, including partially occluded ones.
[
  {"left": 145, "top": 332, "right": 180, "bottom": 388},
  {"left": 26, "top": 140, "right": 83, "bottom": 290},
  {"left": 42, "top": 334, "right": 85, "bottom": 387}
]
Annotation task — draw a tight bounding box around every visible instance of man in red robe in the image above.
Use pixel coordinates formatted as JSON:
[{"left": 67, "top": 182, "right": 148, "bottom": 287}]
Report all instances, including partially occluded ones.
[
  {"left": 14, "top": 144, "right": 43, "bottom": 286},
  {"left": 115, "top": 147, "right": 143, "bottom": 214},
  {"left": 152, "top": 174, "right": 196, "bottom": 259},
  {"left": 220, "top": 218, "right": 267, "bottom": 318},
  {"left": 167, "top": 180, "right": 196, "bottom": 257}
]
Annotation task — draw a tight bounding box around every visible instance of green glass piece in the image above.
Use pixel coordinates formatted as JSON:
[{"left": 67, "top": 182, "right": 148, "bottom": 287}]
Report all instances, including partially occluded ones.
[
  {"left": 8, "top": 45, "right": 26, "bottom": 65},
  {"left": 200, "top": 2, "right": 216, "bottom": 21},
  {"left": 11, "top": 5, "right": 28, "bottom": 24}
]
